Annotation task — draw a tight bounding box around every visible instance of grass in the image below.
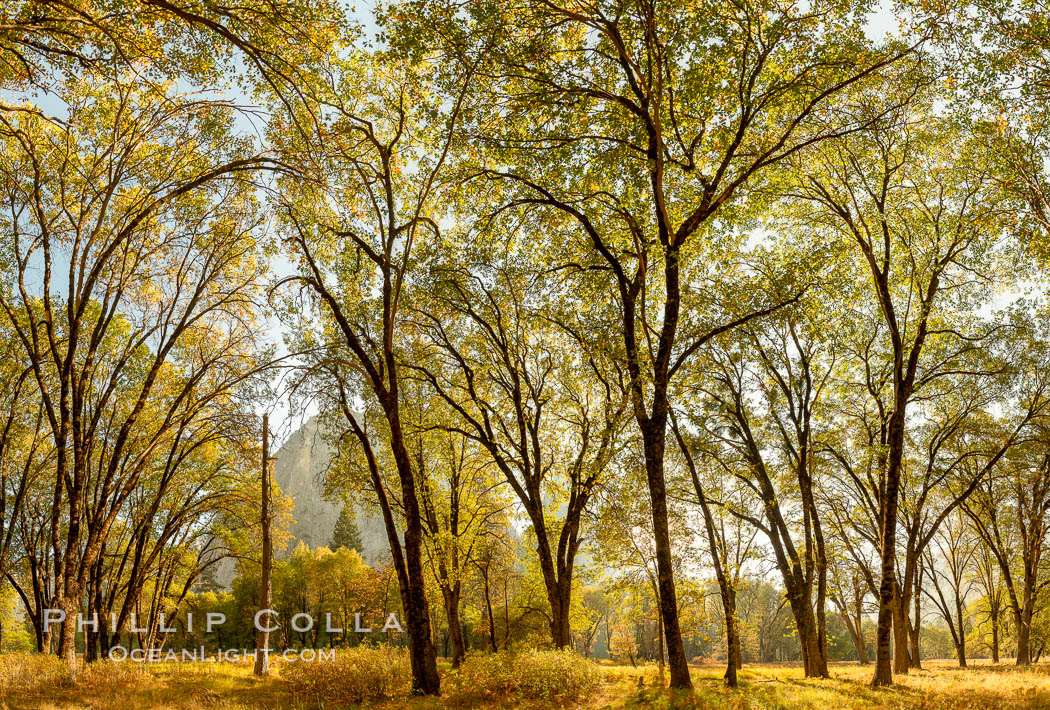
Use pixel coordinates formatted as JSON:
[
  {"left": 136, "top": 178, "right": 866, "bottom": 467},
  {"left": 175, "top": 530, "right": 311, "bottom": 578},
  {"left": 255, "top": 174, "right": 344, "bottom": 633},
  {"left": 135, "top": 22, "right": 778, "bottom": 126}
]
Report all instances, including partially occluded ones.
[{"left": 2, "top": 652, "right": 1050, "bottom": 709}]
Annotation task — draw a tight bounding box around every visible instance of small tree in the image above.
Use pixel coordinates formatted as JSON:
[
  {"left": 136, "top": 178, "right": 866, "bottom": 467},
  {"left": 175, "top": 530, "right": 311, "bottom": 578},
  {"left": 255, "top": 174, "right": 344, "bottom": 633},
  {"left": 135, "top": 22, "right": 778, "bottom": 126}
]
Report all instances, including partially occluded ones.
[{"left": 331, "top": 505, "right": 364, "bottom": 553}]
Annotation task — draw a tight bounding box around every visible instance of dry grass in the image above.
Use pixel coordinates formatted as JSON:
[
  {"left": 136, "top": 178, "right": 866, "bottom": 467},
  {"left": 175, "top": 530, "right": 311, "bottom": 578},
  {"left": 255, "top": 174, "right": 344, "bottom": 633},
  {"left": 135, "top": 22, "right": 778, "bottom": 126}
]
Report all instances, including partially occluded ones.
[
  {"left": 598, "top": 659, "right": 1050, "bottom": 710},
  {"left": 2, "top": 654, "right": 1050, "bottom": 709}
]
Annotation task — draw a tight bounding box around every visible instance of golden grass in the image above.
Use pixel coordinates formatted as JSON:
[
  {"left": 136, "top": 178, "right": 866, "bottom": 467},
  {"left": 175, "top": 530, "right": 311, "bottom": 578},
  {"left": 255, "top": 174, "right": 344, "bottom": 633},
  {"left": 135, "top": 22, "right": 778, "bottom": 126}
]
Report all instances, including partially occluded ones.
[
  {"left": 598, "top": 659, "right": 1050, "bottom": 710},
  {"left": 2, "top": 654, "right": 1049, "bottom": 709}
]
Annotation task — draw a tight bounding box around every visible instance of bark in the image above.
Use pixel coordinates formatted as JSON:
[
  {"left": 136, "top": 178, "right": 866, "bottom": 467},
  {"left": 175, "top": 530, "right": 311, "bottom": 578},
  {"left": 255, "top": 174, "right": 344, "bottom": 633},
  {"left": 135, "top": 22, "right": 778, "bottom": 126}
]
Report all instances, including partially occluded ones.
[
  {"left": 991, "top": 618, "right": 1000, "bottom": 663},
  {"left": 481, "top": 566, "right": 498, "bottom": 652},
  {"left": 909, "top": 571, "right": 922, "bottom": 671},
  {"left": 442, "top": 586, "right": 465, "bottom": 668},
  {"left": 872, "top": 405, "right": 908, "bottom": 686},
  {"left": 842, "top": 607, "right": 869, "bottom": 664},
  {"left": 723, "top": 588, "right": 740, "bottom": 687},
  {"left": 892, "top": 594, "right": 911, "bottom": 674},
  {"left": 641, "top": 418, "right": 691, "bottom": 688},
  {"left": 385, "top": 416, "right": 441, "bottom": 694},
  {"left": 1015, "top": 607, "right": 1031, "bottom": 666},
  {"left": 254, "top": 415, "right": 273, "bottom": 676}
]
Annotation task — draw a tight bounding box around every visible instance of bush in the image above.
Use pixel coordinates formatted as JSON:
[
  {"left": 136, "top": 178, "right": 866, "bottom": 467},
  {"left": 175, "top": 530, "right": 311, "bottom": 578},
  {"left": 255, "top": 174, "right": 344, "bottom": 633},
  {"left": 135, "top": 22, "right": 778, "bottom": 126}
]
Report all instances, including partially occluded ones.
[
  {"left": 447, "top": 648, "right": 602, "bottom": 704},
  {"left": 0, "top": 653, "right": 70, "bottom": 693},
  {"left": 283, "top": 645, "right": 411, "bottom": 706}
]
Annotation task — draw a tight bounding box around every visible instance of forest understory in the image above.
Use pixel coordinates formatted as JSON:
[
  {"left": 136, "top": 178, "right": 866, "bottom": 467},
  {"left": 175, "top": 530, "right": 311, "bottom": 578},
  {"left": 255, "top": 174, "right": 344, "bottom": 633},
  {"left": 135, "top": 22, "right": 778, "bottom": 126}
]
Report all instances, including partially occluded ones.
[{"left": 2, "top": 654, "right": 1048, "bottom": 710}]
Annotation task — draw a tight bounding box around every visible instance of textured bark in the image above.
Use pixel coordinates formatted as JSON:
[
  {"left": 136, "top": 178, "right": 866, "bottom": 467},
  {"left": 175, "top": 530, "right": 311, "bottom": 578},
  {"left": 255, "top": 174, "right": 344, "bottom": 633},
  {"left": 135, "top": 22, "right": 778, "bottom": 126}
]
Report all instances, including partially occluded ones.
[
  {"left": 442, "top": 587, "right": 465, "bottom": 668},
  {"left": 872, "top": 404, "right": 909, "bottom": 687},
  {"left": 892, "top": 595, "right": 911, "bottom": 674},
  {"left": 1015, "top": 607, "right": 1031, "bottom": 666},
  {"left": 641, "top": 419, "right": 691, "bottom": 688},
  {"left": 992, "top": 621, "right": 1000, "bottom": 663},
  {"left": 254, "top": 416, "right": 273, "bottom": 677},
  {"left": 387, "top": 414, "right": 441, "bottom": 694},
  {"left": 724, "top": 590, "right": 740, "bottom": 687}
]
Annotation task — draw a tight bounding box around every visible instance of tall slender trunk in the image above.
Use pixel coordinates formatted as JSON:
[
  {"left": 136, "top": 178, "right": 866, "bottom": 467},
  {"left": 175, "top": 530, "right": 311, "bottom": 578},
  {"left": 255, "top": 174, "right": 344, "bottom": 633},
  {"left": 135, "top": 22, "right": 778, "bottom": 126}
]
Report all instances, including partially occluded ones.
[
  {"left": 845, "top": 609, "right": 869, "bottom": 664},
  {"left": 872, "top": 405, "right": 908, "bottom": 687},
  {"left": 909, "top": 573, "right": 922, "bottom": 670},
  {"left": 677, "top": 417, "right": 736, "bottom": 687},
  {"left": 640, "top": 418, "right": 691, "bottom": 689},
  {"left": 656, "top": 600, "right": 666, "bottom": 676},
  {"left": 254, "top": 415, "right": 273, "bottom": 676},
  {"left": 991, "top": 615, "right": 1000, "bottom": 663},
  {"left": 482, "top": 572, "right": 497, "bottom": 652}
]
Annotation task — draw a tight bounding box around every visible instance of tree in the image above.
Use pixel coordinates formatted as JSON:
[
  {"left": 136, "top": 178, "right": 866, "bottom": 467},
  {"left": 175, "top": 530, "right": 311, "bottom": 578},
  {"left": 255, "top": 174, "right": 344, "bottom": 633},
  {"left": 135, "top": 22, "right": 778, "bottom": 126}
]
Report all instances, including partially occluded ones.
[
  {"left": 923, "top": 510, "right": 977, "bottom": 666},
  {"left": 414, "top": 262, "right": 628, "bottom": 649},
  {"left": 438, "top": 0, "right": 918, "bottom": 687},
  {"left": 331, "top": 505, "right": 364, "bottom": 553},
  {"left": 0, "top": 70, "right": 272, "bottom": 669},
  {"left": 676, "top": 305, "right": 837, "bottom": 678},
  {"left": 964, "top": 418, "right": 1050, "bottom": 666},
  {"left": 671, "top": 414, "right": 757, "bottom": 686},
  {"left": 273, "top": 34, "right": 486, "bottom": 693},
  {"left": 786, "top": 89, "right": 1032, "bottom": 683}
]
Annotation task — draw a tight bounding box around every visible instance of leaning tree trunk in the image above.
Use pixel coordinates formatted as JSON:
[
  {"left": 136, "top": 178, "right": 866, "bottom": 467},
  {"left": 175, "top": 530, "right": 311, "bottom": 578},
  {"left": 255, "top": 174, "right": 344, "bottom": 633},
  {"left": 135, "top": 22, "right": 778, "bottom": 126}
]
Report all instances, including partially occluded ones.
[{"left": 846, "top": 614, "right": 869, "bottom": 664}]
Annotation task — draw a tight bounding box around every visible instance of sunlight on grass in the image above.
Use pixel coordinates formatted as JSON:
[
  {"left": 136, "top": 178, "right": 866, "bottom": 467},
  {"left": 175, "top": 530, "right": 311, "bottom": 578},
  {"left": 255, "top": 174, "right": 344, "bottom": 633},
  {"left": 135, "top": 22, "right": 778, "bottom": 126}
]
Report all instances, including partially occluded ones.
[{"left": 4, "top": 657, "right": 1050, "bottom": 709}]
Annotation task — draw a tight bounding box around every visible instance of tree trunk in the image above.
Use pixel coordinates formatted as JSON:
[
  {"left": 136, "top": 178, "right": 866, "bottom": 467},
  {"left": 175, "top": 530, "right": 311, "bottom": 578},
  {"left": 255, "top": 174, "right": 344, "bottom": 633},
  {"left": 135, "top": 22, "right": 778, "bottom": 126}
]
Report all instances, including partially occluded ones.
[
  {"left": 641, "top": 419, "right": 692, "bottom": 689},
  {"left": 799, "top": 603, "right": 828, "bottom": 678},
  {"left": 56, "top": 587, "right": 79, "bottom": 669},
  {"left": 846, "top": 613, "right": 869, "bottom": 664},
  {"left": 892, "top": 599, "right": 911, "bottom": 674},
  {"left": 991, "top": 616, "right": 1000, "bottom": 663},
  {"left": 872, "top": 406, "right": 908, "bottom": 687},
  {"left": 547, "top": 577, "right": 572, "bottom": 648},
  {"left": 1015, "top": 609, "right": 1031, "bottom": 666},
  {"left": 443, "top": 587, "right": 465, "bottom": 668},
  {"left": 387, "top": 414, "right": 441, "bottom": 695},
  {"left": 909, "top": 580, "right": 922, "bottom": 671},
  {"left": 723, "top": 587, "right": 739, "bottom": 687},
  {"left": 656, "top": 600, "right": 666, "bottom": 678},
  {"left": 254, "top": 415, "right": 273, "bottom": 677},
  {"left": 483, "top": 573, "right": 497, "bottom": 652}
]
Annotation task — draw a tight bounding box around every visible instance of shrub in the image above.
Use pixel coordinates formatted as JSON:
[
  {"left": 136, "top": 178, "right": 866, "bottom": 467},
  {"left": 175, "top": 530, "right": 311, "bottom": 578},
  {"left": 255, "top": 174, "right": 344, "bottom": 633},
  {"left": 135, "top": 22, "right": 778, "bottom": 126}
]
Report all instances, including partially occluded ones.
[
  {"left": 283, "top": 645, "right": 411, "bottom": 706},
  {"left": 0, "top": 653, "right": 70, "bottom": 693},
  {"left": 447, "top": 648, "right": 602, "bottom": 705}
]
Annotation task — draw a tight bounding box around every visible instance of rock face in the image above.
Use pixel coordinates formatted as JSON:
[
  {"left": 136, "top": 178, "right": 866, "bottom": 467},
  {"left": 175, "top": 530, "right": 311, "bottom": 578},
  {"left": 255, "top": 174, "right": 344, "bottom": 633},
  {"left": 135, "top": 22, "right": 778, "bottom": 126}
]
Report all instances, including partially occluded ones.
[{"left": 271, "top": 415, "right": 391, "bottom": 565}]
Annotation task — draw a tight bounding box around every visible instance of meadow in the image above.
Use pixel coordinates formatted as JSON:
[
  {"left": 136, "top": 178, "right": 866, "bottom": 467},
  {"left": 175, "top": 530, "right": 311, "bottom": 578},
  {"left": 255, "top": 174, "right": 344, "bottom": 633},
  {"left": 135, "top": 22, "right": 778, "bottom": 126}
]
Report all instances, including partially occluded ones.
[{"left": 1, "top": 651, "right": 1048, "bottom": 710}]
